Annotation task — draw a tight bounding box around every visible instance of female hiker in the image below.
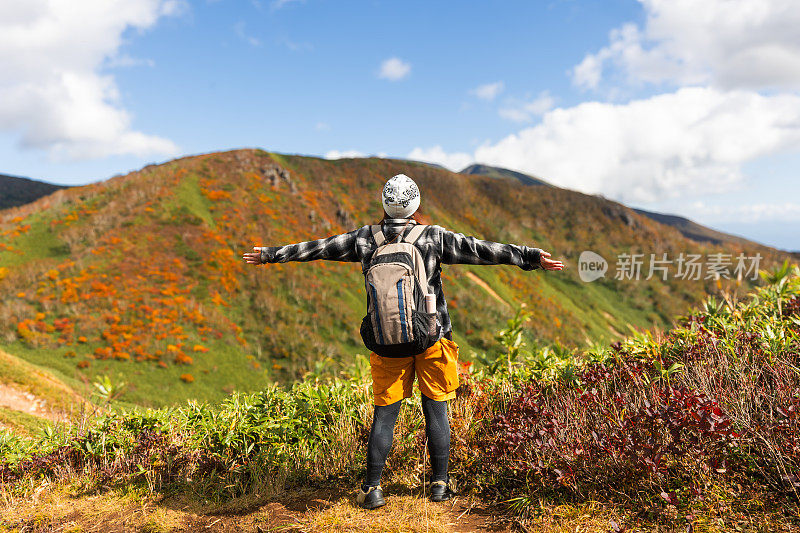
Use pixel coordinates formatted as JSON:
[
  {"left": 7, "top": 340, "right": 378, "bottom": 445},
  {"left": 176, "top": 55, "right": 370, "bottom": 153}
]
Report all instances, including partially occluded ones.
[{"left": 243, "top": 173, "right": 564, "bottom": 509}]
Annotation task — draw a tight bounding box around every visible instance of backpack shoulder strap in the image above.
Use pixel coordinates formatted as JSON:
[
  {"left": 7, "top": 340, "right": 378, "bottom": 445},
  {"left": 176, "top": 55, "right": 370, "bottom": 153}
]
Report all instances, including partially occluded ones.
[
  {"left": 370, "top": 225, "right": 386, "bottom": 247},
  {"left": 403, "top": 224, "right": 428, "bottom": 244}
]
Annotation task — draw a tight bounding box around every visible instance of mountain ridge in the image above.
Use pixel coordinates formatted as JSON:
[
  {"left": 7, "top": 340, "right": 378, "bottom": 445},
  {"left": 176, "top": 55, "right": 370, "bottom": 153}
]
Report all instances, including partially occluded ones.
[
  {"left": 0, "top": 173, "right": 69, "bottom": 211},
  {"left": 460, "top": 163, "right": 552, "bottom": 187},
  {"left": 6, "top": 161, "right": 781, "bottom": 256},
  {"left": 0, "top": 148, "right": 792, "bottom": 409},
  {"left": 460, "top": 163, "right": 781, "bottom": 252}
]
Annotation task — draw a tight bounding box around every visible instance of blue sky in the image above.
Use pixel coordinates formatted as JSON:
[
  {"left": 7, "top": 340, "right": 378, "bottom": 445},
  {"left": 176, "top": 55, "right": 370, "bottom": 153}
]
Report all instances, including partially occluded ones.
[{"left": 1, "top": 0, "right": 798, "bottom": 250}]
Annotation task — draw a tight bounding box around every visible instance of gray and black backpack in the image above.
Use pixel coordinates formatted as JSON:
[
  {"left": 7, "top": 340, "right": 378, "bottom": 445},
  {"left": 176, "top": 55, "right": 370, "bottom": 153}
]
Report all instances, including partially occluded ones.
[{"left": 360, "top": 223, "right": 440, "bottom": 357}]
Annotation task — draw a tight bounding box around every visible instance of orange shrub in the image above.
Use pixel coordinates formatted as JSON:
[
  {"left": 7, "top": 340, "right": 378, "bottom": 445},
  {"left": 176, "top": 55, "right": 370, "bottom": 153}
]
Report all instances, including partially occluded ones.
[
  {"left": 203, "top": 189, "right": 231, "bottom": 201},
  {"left": 211, "top": 292, "right": 228, "bottom": 307},
  {"left": 94, "top": 346, "right": 112, "bottom": 359},
  {"left": 16, "top": 320, "right": 34, "bottom": 342},
  {"left": 174, "top": 352, "right": 193, "bottom": 365}
]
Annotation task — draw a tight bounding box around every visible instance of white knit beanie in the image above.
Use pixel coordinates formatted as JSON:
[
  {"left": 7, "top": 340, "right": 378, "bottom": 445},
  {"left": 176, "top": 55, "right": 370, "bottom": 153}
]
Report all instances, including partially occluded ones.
[{"left": 381, "top": 174, "right": 420, "bottom": 218}]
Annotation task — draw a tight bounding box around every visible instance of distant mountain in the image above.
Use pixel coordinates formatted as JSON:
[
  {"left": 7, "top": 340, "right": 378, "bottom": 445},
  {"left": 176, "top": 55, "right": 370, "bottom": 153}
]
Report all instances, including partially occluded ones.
[
  {"left": 631, "top": 208, "right": 766, "bottom": 248},
  {"left": 461, "top": 163, "right": 777, "bottom": 251},
  {"left": 461, "top": 163, "right": 552, "bottom": 187},
  {"left": 0, "top": 174, "right": 68, "bottom": 210},
  {"left": 402, "top": 159, "right": 448, "bottom": 170}
]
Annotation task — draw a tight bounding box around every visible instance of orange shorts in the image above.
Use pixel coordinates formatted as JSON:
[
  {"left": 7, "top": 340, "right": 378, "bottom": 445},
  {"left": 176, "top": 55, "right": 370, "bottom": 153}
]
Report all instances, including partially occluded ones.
[{"left": 370, "top": 337, "right": 460, "bottom": 406}]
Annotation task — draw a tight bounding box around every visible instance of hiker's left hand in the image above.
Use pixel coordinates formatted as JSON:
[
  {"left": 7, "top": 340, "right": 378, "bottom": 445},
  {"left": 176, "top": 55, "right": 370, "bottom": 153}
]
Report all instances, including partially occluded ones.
[
  {"left": 243, "top": 246, "right": 263, "bottom": 265},
  {"left": 539, "top": 251, "right": 564, "bottom": 271}
]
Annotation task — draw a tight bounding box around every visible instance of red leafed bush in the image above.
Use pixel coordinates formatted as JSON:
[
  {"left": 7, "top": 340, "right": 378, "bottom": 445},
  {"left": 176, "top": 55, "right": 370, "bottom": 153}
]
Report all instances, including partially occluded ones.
[
  {"left": 476, "top": 282, "right": 800, "bottom": 513},
  {"left": 481, "top": 361, "right": 741, "bottom": 488},
  {"left": 783, "top": 296, "right": 800, "bottom": 317}
]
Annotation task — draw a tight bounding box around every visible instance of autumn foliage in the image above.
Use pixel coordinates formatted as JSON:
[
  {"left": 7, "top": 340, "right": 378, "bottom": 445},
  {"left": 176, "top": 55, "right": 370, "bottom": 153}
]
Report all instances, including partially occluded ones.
[{"left": 0, "top": 148, "right": 792, "bottom": 398}]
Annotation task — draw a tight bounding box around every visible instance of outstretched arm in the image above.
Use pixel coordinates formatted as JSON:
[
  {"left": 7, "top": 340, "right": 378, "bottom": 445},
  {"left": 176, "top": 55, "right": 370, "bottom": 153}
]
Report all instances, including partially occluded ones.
[
  {"left": 243, "top": 228, "right": 361, "bottom": 265},
  {"left": 438, "top": 227, "right": 563, "bottom": 271}
]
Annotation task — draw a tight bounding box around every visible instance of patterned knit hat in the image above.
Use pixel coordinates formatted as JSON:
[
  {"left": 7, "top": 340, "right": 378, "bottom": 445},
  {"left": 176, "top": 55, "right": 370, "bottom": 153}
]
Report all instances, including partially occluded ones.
[{"left": 381, "top": 174, "right": 420, "bottom": 218}]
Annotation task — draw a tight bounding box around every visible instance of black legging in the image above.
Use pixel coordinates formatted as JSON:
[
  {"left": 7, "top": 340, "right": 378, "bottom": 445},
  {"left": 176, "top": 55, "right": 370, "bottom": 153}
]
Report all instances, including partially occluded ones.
[{"left": 363, "top": 393, "right": 450, "bottom": 489}]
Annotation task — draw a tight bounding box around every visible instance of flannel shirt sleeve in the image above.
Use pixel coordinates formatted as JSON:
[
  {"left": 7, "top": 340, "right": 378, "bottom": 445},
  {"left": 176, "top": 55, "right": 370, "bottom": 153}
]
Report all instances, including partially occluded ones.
[
  {"left": 436, "top": 226, "right": 542, "bottom": 271},
  {"left": 259, "top": 227, "right": 361, "bottom": 263}
]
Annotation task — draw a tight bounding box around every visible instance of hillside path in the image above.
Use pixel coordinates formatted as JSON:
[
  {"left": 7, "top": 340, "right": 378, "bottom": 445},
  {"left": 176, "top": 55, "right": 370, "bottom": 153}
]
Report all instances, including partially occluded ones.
[
  {"left": 464, "top": 272, "right": 510, "bottom": 309},
  {"left": 0, "top": 381, "right": 67, "bottom": 423}
]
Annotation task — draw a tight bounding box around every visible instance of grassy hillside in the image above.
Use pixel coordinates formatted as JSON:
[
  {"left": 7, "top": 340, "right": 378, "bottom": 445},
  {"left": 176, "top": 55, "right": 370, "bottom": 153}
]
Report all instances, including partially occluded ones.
[
  {"left": 0, "top": 149, "right": 792, "bottom": 411},
  {"left": 2, "top": 264, "right": 798, "bottom": 531}
]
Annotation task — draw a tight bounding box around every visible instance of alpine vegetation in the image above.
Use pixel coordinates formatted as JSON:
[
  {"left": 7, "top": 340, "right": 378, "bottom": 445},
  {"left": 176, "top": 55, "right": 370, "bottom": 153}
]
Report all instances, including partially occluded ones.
[{"left": 2, "top": 262, "right": 799, "bottom": 530}]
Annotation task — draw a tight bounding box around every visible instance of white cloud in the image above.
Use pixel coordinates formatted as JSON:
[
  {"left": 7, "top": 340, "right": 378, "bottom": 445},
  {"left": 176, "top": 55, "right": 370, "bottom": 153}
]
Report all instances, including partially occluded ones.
[
  {"left": 325, "top": 150, "right": 366, "bottom": 159},
  {"left": 410, "top": 87, "right": 800, "bottom": 203},
  {"left": 0, "top": 0, "right": 181, "bottom": 160},
  {"left": 280, "top": 37, "right": 313, "bottom": 52},
  {"left": 315, "top": 122, "right": 330, "bottom": 131},
  {"left": 234, "top": 21, "right": 261, "bottom": 47},
  {"left": 573, "top": 0, "right": 800, "bottom": 90},
  {"left": 324, "top": 150, "right": 392, "bottom": 160},
  {"left": 378, "top": 57, "right": 411, "bottom": 81},
  {"left": 104, "top": 54, "right": 155, "bottom": 68},
  {"left": 271, "top": 0, "right": 303, "bottom": 9},
  {"left": 690, "top": 201, "right": 800, "bottom": 223},
  {"left": 470, "top": 81, "right": 504, "bottom": 101},
  {"left": 407, "top": 146, "right": 473, "bottom": 172},
  {"left": 498, "top": 92, "right": 555, "bottom": 122},
  {"left": 571, "top": 50, "right": 604, "bottom": 90}
]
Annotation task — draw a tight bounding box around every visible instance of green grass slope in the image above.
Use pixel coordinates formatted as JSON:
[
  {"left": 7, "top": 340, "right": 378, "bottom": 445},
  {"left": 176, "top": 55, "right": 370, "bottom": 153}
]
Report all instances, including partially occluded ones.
[{"left": 0, "top": 149, "right": 792, "bottom": 410}]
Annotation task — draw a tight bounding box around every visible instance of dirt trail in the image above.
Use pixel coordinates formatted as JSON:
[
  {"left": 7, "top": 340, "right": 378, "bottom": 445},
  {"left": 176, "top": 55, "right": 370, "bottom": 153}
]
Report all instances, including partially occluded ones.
[
  {"left": 601, "top": 311, "right": 624, "bottom": 337},
  {"left": 464, "top": 272, "right": 510, "bottom": 309},
  {"left": 2, "top": 484, "right": 514, "bottom": 533},
  {"left": 0, "top": 381, "right": 68, "bottom": 423}
]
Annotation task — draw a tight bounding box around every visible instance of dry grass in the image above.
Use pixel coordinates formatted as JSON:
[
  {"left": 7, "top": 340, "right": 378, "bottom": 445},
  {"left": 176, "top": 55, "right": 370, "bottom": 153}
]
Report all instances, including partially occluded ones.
[
  {"left": 0, "top": 480, "right": 184, "bottom": 533},
  {"left": 0, "top": 482, "right": 507, "bottom": 533},
  {"left": 298, "top": 495, "right": 453, "bottom": 533}
]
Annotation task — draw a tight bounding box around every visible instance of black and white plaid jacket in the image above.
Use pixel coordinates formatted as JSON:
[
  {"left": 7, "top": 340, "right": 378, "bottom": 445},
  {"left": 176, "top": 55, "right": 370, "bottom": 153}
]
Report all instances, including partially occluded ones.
[{"left": 259, "top": 218, "right": 542, "bottom": 340}]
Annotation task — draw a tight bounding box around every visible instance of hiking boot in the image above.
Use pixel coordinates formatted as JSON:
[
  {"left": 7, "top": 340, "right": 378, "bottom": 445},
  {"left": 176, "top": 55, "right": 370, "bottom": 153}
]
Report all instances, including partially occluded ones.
[
  {"left": 356, "top": 484, "right": 385, "bottom": 510},
  {"left": 429, "top": 479, "right": 455, "bottom": 502}
]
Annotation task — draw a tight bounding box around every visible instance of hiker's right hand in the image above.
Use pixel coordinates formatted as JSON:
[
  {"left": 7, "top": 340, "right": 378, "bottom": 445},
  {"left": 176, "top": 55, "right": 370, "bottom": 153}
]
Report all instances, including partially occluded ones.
[
  {"left": 539, "top": 251, "right": 564, "bottom": 271},
  {"left": 243, "top": 246, "right": 263, "bottom": 265}
]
